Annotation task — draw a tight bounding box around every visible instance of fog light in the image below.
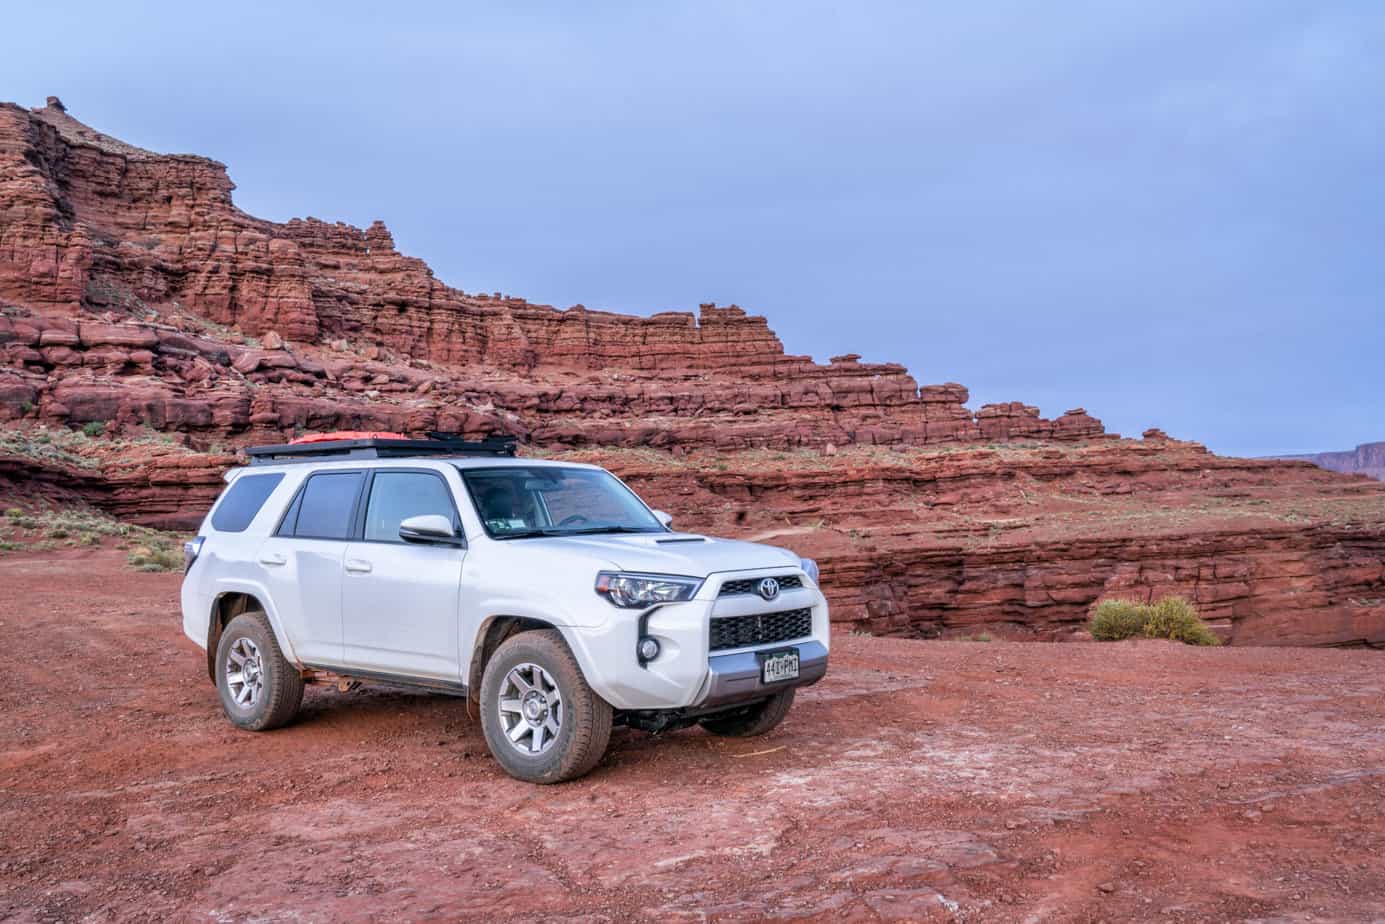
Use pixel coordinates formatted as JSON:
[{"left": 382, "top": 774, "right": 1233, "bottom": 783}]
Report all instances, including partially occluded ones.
[{"left": 637, "top": 637, "right": 661, "bottom": 662}]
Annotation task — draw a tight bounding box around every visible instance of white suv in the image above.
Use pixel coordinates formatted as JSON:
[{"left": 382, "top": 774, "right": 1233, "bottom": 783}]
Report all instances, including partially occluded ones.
[{"left": 180, "top": 435, "right": 829, "bottom": 783}]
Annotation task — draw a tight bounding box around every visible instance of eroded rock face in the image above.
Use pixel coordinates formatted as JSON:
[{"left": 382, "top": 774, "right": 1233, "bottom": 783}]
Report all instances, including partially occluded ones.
[
  {"left": 2, "top": 98, "right": 1384, "bottom": 646},
  {"left": 0, "top": 99, "right": 1098, "bottom": 450}
]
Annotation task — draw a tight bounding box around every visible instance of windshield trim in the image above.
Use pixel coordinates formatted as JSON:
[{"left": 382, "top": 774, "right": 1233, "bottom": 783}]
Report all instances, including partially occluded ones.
[{"left": 456, "top": 464, "right": 668, "bottom": 541}]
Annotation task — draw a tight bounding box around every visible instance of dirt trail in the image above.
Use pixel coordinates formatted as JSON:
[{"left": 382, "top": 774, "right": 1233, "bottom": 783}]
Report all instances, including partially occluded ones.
[{"left": 2, "top": 550, "right": 1384, "bottom": 922}]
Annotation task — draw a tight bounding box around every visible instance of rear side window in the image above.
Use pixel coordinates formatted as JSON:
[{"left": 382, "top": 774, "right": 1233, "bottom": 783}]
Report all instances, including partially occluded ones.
[
  {"left": 210, "top": 473, "right": 284, "bottom": 533},
  {"left": 279, "top": 472, "right": 364, "bottom": 540}
]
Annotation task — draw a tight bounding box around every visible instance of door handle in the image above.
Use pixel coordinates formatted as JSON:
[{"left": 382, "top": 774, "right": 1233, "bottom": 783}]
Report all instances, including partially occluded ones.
[
  {"left": 259, "top": 552, "right": 287, "bottom": 566},
  {"left": 344, "top": 559, "right": 373, "bottom": 574}
]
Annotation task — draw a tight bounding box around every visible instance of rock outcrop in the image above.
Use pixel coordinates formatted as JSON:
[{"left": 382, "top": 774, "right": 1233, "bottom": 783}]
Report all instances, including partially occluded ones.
[{"left": 2, "top": 98, "right": 1384, "bottom": 647}]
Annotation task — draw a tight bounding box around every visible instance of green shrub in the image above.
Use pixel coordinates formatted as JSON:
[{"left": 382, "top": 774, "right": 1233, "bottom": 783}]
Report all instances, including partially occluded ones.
[
  {"left": 1090, "top": 599, "right": 1147, "bottom": 641},
  {"left": 82, "top": 421, "right": 106, "bottom": 438},
  {"left": 1089, "top": 596, "right": 1220, "bottom": 646},
  {"left": 1142, "top": 596, "right": 1220, "bottom": 646},
  {"left": 4, "top": 508, "right": 21, "bottom": 519}
]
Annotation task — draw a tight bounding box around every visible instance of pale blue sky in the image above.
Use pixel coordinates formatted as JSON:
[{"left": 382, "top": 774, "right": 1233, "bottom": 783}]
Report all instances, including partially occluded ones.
[{"left": 4, "top": 1, "right": 1382, "bottom": 455}]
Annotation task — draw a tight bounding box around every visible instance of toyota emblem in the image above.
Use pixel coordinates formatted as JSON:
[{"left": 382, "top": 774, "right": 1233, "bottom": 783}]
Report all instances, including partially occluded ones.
[{"left": 757, "top": 577, "right": 781, "bottom": 600}]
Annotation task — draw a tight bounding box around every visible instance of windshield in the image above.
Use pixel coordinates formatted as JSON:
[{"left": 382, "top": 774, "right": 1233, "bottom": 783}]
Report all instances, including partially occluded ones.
[{"left": 459, "top": 466, "right": 665, "bottom": 539}]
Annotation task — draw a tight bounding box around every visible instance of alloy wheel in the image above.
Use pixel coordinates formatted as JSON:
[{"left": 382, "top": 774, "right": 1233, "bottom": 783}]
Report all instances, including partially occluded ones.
[{"left": 497, "top": 662, "right": 563, "bottom": 755}]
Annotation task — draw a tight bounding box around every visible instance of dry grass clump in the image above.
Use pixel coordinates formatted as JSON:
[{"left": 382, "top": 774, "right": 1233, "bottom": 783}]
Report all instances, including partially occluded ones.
[
  {"left": 127, "top": 544, "right": 183, "bottom": 572},
  {"left": 1089, "top": 599, "right": 1148, "bottom": 640},
  {"left": 1090, "top": 596, "right": 1220, "bottom": 646}
]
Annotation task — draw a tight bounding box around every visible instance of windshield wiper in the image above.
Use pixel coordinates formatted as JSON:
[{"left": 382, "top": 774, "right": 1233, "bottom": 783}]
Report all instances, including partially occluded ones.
[
  {"left": 494, "top": 525, "right": 660, "bottom": 539},
  {"left": 563, "top": 525, "right": 661, "bottom": 535}
]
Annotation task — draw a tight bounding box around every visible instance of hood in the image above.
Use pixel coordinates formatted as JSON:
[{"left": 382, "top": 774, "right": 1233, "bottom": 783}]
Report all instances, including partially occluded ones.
[{"left": 509, "top": 531, "right": 799, "bottom": 577}]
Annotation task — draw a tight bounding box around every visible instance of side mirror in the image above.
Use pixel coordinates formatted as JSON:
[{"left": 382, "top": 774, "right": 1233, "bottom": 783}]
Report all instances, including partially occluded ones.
[
  {"left": 399, "top": 514, "right": 465, "bottom": 547},
  {"left": 652, "top": 509, "right": 674, "bottom": 529}
]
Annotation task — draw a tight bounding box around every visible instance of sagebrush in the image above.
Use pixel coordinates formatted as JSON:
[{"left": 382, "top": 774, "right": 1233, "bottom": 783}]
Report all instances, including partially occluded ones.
[{"left": 1089, "top": 596, "right": 1220, "bottom": 646}]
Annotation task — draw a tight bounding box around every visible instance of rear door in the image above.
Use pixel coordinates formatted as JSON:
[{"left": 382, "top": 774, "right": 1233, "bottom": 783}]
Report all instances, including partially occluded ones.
[
  {"left": 341, "top": 469, "right": 466, "bottom": 681},
  {"left": 256, "top": 469, "right": 366, "bottom": 668}
]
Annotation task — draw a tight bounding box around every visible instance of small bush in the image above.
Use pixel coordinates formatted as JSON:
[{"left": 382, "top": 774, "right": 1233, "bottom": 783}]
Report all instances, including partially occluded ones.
[
  {"left": 1143, "top": 596, "right": 1220, "bottom": 646},
  {"left": 4, "top": 508, "right": 21, "bottom": 519},
  {"left": 1090, "top": 599, "right": 1147, "bottom": 641},
  {"left": 82, "top": 421, "right": 106, "bottom": 438},
  {"left": 127, "top": 544, "right": 182, "bottom": 572},
  {"left": 1090, "top": 596, "right": 1220, "bottom": 646}
]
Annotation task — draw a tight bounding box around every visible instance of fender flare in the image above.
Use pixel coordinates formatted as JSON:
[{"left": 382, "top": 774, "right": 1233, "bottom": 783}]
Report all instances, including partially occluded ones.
[{"left": 207, "top": 582, "right": 302, "bottom": 667}]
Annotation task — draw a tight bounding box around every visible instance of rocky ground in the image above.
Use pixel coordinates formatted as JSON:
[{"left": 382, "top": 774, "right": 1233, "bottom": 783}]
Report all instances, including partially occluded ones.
[{"left": 3, "top": 549, "right": 1384, "bottom": 923}]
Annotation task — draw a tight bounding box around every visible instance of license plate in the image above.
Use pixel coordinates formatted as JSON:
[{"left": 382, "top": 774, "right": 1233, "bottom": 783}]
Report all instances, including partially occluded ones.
[{"left": 760, "top": 649, "right": 800, "bottom": 684}]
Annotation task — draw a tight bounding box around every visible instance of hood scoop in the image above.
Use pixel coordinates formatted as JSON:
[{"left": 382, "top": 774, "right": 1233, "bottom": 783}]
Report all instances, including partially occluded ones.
[{"left": 656, "top": 536, "right": 707, "bottom": 544}]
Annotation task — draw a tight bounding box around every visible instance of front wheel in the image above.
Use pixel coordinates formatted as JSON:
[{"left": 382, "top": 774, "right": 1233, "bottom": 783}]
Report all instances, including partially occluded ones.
[
  {"left": 479, "top": 630, "right": 613, "bottom": 784},
  {"left": 699, "top": 689, "right": 796, "bottom": 737}
]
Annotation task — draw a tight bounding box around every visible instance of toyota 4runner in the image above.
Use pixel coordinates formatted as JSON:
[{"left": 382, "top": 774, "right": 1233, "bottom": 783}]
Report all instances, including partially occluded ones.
[{"left": 180, "top": 434, "right": 829, "bottom": 783}]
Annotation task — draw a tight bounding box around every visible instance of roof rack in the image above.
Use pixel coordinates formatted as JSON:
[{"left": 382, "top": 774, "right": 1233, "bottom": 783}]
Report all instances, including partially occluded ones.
[{"left": 245, "top": 433, "right": 519, "bottom": 465}]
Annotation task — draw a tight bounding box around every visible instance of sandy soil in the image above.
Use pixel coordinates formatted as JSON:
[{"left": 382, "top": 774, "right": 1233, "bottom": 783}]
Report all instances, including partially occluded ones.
[{"left": 2, "top": 550, "right": 1384, "bottom": 923}]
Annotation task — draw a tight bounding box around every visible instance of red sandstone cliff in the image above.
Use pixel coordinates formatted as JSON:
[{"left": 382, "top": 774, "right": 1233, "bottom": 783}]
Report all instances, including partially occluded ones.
[
  {"left": 0, "top": 98, "right": 1101, "bottom": 450},
  {"left": 2, "top": 98, "right": 1383, "bottom": 646}
]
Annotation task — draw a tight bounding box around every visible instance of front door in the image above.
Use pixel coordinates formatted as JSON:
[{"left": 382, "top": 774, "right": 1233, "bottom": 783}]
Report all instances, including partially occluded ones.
[{"left": 341, "top": 470, "right": 465, "bottom": 681}]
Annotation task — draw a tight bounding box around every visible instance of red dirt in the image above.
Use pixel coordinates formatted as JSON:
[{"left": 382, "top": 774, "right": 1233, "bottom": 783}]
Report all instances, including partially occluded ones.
[{"left": 4, "top": 550, "right": 1384, "bottom": 922}]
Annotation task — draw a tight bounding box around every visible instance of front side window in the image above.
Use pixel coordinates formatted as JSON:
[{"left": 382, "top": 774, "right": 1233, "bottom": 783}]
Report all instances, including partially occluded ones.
[
  {"left": 281, "top": 471, "right": 364, "bottom": 540},
  {"left": 460, "top": 466, "right": 663, "bottom": 539},
  {"left": 364, "top": 472, "right": 457, "bottom": 542},
  {"left": 211, "top": 473, "right": 285, "bottom": 533}
]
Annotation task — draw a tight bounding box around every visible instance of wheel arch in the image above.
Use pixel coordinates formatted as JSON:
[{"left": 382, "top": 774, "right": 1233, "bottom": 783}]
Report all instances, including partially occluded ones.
[
  {"left": 205, "top": 589, "right": 298, "bottom": 681},
  {"left": 466, "top": 614, "right": 564, "bottom": 708}
]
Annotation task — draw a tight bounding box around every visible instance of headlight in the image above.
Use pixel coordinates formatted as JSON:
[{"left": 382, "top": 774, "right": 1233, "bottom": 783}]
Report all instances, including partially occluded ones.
[
  {"left": 595, "top": 572, "right": 702, "bottom": 608},
  {"left": 799, "top": 557, "right": 820, "bottom": 583}
]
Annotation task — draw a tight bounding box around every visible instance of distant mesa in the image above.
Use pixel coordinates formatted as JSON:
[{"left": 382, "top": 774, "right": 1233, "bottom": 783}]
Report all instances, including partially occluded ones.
[{"left": 1278, "top": 442, "right": 1385, "bottom": 482}]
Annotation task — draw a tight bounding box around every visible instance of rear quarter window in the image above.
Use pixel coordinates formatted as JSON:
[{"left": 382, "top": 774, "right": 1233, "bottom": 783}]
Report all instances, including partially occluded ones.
[{"left": 210, "top": 473, "right": 285, "bottom": 533}]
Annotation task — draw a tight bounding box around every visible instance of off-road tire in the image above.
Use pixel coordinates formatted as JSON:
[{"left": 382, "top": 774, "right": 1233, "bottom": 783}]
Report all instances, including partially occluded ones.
[
  {"left": 699, "top": 689, "right": 796, "bottom": 737},
  {"left": 480, "top": 629, "right": 613, "bottom": 784},
  {"left": 215, "top": 611, "right": 304, "bottom": 731}
]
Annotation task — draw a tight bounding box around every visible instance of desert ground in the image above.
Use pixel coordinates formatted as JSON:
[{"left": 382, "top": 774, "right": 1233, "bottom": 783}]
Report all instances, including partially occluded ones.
[{"left": 3, "top": 550, "right": 1384, "bottom": 923}]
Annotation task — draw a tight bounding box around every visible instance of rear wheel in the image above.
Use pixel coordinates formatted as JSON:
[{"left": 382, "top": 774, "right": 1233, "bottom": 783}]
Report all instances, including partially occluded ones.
[
  {"left": 699, "top": 689, "right": 795, "bottom": 737},
  {"left": 215, "top": 611, "right": 304, "bottom": 731},
  {"left": 480, "top": 630, "right": 612, "bottom": 784}
]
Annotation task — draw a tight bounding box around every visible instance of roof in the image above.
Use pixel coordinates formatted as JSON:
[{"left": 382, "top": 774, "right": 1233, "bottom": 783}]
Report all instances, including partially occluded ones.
[
  {"left": 244, "top": 434, "right": 518, "bottom": 465},
  {"left": 228, "top": 455, "right": 601, "bottom": 477}
]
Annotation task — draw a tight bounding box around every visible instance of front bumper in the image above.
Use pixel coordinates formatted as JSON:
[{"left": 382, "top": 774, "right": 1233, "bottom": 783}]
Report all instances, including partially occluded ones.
[
  {"left": 697, "top": 640, "right": 828, "bottom": 707},
  {"left": 561, "top": 567, "right": 831, "bottom": 711}
]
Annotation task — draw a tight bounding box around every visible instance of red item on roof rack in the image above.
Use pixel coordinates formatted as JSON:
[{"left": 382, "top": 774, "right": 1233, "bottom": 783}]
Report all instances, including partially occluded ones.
[
  {"left": 246, "top": 432, "right": 518, "bottom": 464},
  {"left": 289, "top": 431, "right": 406, "bottom": 444}
]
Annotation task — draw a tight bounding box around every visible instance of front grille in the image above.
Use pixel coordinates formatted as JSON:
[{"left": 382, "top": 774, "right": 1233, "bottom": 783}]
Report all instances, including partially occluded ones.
[
  {"left": 717, "top": 574, "right": 803, "bottom": 597},
  {"left": 709, "top": 607, "right": 813, "bottom": 652}
]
